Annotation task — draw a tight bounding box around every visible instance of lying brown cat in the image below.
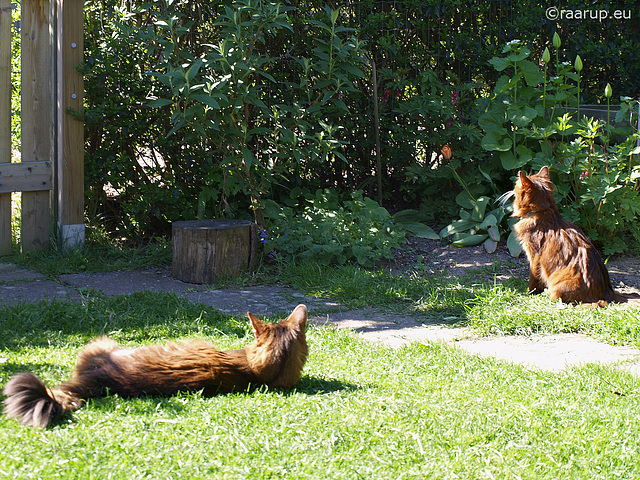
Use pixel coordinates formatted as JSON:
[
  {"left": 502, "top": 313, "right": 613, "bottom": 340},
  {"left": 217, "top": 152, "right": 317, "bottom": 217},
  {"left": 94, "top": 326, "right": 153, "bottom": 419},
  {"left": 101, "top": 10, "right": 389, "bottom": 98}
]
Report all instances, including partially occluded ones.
[
  {"left": 511, "top": 166, "right": 615, "bottom": 305},
  {"left": 3, "top": 304, "right": 308, "bottom": 428}
]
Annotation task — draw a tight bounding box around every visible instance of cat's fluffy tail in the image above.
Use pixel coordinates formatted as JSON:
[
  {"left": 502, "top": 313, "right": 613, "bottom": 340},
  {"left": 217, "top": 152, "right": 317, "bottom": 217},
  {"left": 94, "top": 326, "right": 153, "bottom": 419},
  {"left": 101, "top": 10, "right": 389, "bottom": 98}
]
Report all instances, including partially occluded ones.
[
  {"left": 3, "top": 372, "right": 80, "bottom": 428},
  {"left": 614, "top": 291, "right": 640, "bottom": 305}
]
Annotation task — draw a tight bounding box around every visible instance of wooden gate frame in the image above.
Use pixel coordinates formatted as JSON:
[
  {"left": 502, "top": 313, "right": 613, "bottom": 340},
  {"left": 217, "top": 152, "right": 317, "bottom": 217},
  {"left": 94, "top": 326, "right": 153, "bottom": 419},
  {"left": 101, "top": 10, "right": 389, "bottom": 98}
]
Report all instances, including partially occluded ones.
[{"left": 0, "top": 0, "right": 84, "bottom": 255}]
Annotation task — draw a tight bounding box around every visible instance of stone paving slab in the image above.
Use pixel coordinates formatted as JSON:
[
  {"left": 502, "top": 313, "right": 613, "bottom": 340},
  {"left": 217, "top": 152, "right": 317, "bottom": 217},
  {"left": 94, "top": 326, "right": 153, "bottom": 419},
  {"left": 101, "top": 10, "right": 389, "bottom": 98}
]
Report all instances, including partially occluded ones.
[
  {"left": 0, "top": 263, "right": 45, "bottom": 282},
  {"left": 184, "top": 286, "right": 344, "bottom": 316},
  {"left": 0, "top": 280, "right": 81, "bottom": 306},
  {"left": 58, "top": 269, "right": 200, "bottom": 296},
  {"left": 58, "top": 269, "right": 345, "bottom": 316},
  {"left": 316, "top": 313, "right": 640, "bottom": 371},
  {"left": 455, "top": 333, "right": 640, "bottom": 372}
]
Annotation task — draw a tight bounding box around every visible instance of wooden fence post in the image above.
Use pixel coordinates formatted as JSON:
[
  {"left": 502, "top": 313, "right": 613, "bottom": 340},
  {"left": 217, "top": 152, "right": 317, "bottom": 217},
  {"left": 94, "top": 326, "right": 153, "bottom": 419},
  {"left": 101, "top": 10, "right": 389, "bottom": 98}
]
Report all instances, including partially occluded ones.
[
  {"left": 0, "top": 0, "right": 12, "bottom": 255},
  {"left": 55, "top": 0, "right": 84, "bottom": 249},
  {"left": 21, "top": 0, "right": 53, "bottom": 252}
]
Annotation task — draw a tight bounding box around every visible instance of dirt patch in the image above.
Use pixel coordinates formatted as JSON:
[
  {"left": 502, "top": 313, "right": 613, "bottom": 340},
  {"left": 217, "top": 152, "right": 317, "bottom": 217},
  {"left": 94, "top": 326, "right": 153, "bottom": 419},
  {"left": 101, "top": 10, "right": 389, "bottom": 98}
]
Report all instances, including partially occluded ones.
[
  {"left": 386, "top": 236, "right": 640, "bottom": 291},
  {"left": 386, "top": 236, "right": 528, "bottom": 280}
]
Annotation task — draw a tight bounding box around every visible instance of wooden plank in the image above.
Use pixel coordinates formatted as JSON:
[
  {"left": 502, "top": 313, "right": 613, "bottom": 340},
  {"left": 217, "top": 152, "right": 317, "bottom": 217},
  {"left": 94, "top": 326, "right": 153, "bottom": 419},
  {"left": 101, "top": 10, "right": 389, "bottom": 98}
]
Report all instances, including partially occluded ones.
[
  {"left": 21, "top": 191, "right": 50, "bottom": 252},
  {"left": 56, "top": 0, "right": 84, "bottom": 248},
  {"left": 21, "top": 0, "right": 52, "bottom": 252},
  {"left": 0, "top": 0, "right": 12, "bottom": 255},
  {"left": 0, "top": 161, "right": 53, "bottom": 193}
]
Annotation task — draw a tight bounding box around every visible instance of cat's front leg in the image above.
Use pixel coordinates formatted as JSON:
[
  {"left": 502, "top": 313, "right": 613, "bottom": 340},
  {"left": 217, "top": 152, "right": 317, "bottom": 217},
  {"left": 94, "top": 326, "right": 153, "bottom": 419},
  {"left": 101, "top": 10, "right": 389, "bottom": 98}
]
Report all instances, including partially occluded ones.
[{"left": 527, "top": 271, "right": 545, "bottom": 295}]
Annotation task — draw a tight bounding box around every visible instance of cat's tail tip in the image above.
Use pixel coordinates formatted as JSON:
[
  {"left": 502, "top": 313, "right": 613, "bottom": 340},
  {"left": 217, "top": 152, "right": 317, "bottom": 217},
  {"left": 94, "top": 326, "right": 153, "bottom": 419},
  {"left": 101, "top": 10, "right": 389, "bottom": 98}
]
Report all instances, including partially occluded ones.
[
  {"left": 3, "top": 372, "right": 64, "bottom": 428},
  {"left": 613, "top": 291, "right": 640, "bottom": 305}
]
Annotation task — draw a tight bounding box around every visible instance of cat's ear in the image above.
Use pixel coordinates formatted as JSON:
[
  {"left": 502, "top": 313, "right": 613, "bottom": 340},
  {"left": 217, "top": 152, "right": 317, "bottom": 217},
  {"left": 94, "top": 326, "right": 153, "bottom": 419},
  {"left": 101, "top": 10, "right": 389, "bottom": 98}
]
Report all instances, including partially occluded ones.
[
  {"left": 518, "top": 171, "right": 533, "bottom": 190},
  {"left": 285, "top": 304, "right": 307, "bottom": 329},
  {"left": 538, "top": 166, "right": 550, "bottom": 178},
  {"left": 248, "top": 312, "right": 265, "bottom": 337}
]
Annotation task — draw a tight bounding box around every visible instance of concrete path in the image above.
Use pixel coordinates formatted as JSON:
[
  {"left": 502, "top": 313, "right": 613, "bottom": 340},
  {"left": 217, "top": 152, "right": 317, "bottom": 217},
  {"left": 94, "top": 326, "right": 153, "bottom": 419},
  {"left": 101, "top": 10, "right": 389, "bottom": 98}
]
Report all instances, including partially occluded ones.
[{"left": 2, "top": 261, "right": 640, "bottom": 374}]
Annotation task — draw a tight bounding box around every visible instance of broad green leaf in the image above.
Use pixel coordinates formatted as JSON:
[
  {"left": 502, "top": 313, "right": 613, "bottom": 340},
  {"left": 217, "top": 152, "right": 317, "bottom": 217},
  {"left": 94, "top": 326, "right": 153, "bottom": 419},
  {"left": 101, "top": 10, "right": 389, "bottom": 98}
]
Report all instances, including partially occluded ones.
[
  {"left": 478, "top": 214, "right": 498, "bottom": 230},
  {"left": 242, "top": 147, "right": 256, "bottom": 169},
  {"left": 507, "top": 46, "right": 530, "bottom": 62},
  {"left": 520, "top": 59, "right": 544, "bottom": 86},
  {"left": 147, "top": 98, "right": 173, "bottom": 108},
  {"left": 487, "top": 224, "right": 500, "bottom": 242},
  {"left": 331, "top": 98, "right": 349, "bottom": 113},
  {"left": 451, "top": 233, "right": 489, "bottom": 247},
  {"left": 190, "top": 94, "right": 220, "bottom": 109},
  {"left": 516, "top": 145, "right": 534, "bottom": 162},
  {"left": 402, "top": 222, "right": 440, "bottom": 240},
  {"left": 341, "top": 63, "right": 365, "bottom": 78},
  {"left": 500, "top": 150, "right": 530, "bottom": 170},
  {"left": 186, "top": 59, "right": 203, "bottom": 83},
  {"left": 507, "top": 231, "right": 523, "bottom": 257},
  {"left": 392, "top": 209, "right": 423, "bottom": 223},
  {"left": 481, "top": 131, "right": 513, "bottom": 152},
  {"left": 508, "top": 105, "right": 538, "bottom": 127},
  {"left": 483, "top": 237, "right": 498, "bottom": 253},
  {"left": 456, "top": 190, "right": 475, "bottom": 209},
  {"left": 488, "top": 57, "right": 510, "bottom": 72},
  {"left": 263, "top": 199, "right": 283, "bottom": 219},
  {"left": 471, "top": 197, "right": 490, "bottom": 222},
  {"left": 440, "top": 219, "right": 475, "bottom": 238},
  {"left": 330, "top": 7, "right": 340, "bottom": 26}
]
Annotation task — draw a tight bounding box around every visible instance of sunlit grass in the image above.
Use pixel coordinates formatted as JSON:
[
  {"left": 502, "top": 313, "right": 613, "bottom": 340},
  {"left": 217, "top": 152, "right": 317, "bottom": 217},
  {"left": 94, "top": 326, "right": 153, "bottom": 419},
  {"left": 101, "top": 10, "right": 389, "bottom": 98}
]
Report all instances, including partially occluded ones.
[
  {"left": 279, "top": 260, "right": 640, "bottom": 348},
  {"left": 2, "top": 292, "right": 640, "bottom": 479},
  {"left": 7, "top": 234, "right": 172, "bottom": 275}
]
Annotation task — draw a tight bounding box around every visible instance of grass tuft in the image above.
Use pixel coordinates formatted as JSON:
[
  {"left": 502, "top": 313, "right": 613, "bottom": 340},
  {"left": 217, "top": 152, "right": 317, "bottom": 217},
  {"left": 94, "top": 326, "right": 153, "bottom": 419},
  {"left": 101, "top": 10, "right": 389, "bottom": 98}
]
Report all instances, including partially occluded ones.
[{"left": 7, "top": 237, "right": 172, "bottom": 276}]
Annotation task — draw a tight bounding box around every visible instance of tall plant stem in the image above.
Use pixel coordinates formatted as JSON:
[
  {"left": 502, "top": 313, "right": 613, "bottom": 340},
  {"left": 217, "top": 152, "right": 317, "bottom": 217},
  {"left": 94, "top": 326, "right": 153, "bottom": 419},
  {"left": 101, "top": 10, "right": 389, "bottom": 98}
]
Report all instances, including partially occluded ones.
[
  {"left": 371, "top": 58, "right": 383, "bottom": 205},
  {"left": 543, "top": 65, "right": 547, "bottom": 114},
  {"left": 577, "top": 74, "right": 580, "bottom": 118},
  {"left": 607, "top": 96, "right": 611, "bottom": 146}
]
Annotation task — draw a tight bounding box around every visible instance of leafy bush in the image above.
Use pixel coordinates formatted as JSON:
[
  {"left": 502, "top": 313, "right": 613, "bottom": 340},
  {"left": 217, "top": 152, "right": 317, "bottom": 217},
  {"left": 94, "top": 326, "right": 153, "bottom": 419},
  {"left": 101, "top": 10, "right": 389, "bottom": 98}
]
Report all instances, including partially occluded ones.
[
  {"left": 439, "top": 168, "right": 521, "bottom": 256},
  {"left": 145, "top": 1, "right": 365, "bottom": 229},
  {"left": 263, "top": 191, "right": 408, "bottom": 267},
  {"left": 552, "top": 115, "right": 640, "bottom": 254},
  {"left": 83, "top": 0, "right": 364, "bottom": 237},
  {"left": 479, "top": 36, "right": 640, "bottom": 253},
  {"left": 79, "top": 0, "right": 640, "bottom": 248}
]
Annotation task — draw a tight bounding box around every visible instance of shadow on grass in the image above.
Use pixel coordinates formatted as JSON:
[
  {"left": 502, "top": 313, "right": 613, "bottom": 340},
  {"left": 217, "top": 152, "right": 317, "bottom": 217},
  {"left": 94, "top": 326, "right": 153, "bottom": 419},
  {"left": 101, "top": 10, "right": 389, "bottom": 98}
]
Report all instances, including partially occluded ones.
[
  {"left": 294, "top": 375, "right": 359, "bottom": 395},
  {"left": 0, "top": 291, "right": 251, "bottom": 350},
  {"left": 0, "top": 370, "right": 358, "bottom": 430}
]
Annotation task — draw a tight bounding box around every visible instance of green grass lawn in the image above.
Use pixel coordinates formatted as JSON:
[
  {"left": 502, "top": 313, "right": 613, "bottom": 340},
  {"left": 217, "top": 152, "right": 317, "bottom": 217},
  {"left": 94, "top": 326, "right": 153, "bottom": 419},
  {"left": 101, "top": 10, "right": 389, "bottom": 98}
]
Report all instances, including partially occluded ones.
[{"left": 2, "top": 291, "right": 640, "bottom": 479}]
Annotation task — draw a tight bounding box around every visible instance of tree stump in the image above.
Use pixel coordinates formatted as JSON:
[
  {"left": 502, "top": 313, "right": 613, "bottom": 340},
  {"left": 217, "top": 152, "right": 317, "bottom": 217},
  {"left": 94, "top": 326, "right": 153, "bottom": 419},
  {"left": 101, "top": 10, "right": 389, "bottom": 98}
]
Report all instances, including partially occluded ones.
[{"left": 172, "top": 220, "right": 258, "bottom": 284}]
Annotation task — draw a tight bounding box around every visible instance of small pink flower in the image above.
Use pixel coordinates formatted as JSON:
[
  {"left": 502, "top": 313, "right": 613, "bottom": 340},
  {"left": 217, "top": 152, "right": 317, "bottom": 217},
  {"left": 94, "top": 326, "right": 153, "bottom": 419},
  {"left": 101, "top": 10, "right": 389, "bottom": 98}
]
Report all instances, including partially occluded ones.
[
  {"left": 579, "top": 171, "right": 590, "bottom": 180},
  {"left": 451, "top": 90, "right": 458, "bottom": 106}
]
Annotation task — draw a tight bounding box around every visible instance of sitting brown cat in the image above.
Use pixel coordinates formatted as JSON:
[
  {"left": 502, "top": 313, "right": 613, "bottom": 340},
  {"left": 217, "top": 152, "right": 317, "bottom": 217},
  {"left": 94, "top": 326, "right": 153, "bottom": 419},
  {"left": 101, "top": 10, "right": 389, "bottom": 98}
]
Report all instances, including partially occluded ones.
[
  {"left": 512, "top": 166, "right": 615, "bottom": 305},
  {"left": 3, "top": 304, "right": 308, "bottom": 428}
]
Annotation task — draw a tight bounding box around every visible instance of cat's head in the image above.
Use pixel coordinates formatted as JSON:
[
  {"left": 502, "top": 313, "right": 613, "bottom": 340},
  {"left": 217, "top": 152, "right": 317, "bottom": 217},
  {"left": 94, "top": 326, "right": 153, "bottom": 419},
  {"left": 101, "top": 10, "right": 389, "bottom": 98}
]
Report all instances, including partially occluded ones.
[
  {"left": 245, "top": 304, "right": 308, "bottom": 389},
  {"left": 513, "top": 166, "right": 556, "bottom": 217}
]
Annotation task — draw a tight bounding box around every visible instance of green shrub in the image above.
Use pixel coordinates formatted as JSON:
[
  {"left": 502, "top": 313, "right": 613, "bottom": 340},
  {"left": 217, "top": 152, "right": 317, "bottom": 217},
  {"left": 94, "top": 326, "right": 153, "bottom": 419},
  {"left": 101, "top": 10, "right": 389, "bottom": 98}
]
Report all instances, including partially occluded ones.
[
  {"left": 552, "top": 116, "right": 640, "bottom": 254},
  {"left": 263, "top": 190, "right": 407, "bottom": 267}
]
